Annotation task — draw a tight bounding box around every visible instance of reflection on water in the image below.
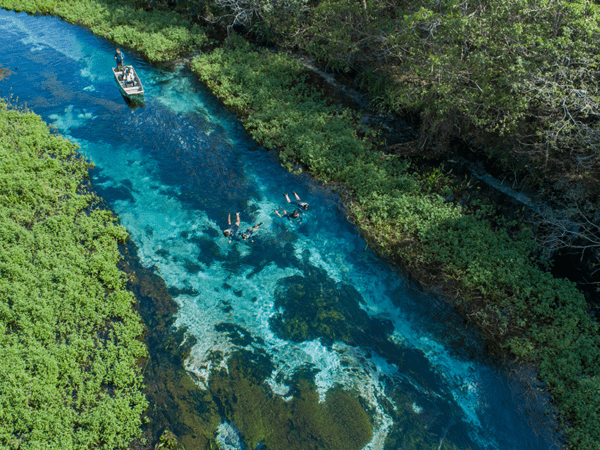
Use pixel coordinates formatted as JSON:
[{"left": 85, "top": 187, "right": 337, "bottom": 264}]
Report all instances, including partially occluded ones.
[{"left": 0, "top": 9, "right": 560, "bottom": 450}]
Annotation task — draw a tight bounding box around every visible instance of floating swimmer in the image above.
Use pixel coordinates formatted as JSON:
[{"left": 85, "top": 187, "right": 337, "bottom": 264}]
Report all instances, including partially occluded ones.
[
  {"left": 241, "top": 222, "right": 263, "bottom": 242},
  {"left": 223, "top": 212, "right": 241, "bottom": 243},
  {"left": 283, "top": 192, "right": 309, "bottom": 211},
  {"left": 274, "top": 207, "right": 303, "bottom": 224}
]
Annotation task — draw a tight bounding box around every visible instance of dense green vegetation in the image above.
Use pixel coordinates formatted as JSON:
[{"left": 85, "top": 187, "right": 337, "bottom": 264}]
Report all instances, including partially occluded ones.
[
  {"left": 0, "top": 101, "right": 147, "bottom": 448},
  {"left": 2, "top": 0, "right": 600, "bottom": 448}
]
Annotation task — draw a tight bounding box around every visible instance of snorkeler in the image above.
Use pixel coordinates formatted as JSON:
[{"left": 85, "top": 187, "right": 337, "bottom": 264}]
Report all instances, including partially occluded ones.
[
  {"left": 283, "top": 192, "right": 309, "bottom": 211},
  {"left": 223, "top": 212, "right": 241, "bottom": 243},
  {"left": 241, "top": 222, "right": 263, "bottom": 243},
  {"left": 274, "top": 207, "right": 303, "bottom": 223}
]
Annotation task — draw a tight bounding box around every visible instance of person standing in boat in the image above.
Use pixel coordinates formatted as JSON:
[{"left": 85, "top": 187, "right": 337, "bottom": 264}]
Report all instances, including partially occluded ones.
[{"left": 114, "top": 48, "right": 125, "bottom": 71}]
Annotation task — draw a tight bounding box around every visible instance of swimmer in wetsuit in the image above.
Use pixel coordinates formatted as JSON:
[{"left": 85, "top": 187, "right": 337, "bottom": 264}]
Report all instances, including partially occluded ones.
[
  {"left": 274, "top": 207, "right": 303, "bottom": 223},
  {"left": 241, "top": 222, "right": 263, "bottom": 242},
  {"left": 223, "top": 212, "right": 241, "bottom": 243},
  {"left": 283, "top": 192, "right": 309, "bottom": 211}
]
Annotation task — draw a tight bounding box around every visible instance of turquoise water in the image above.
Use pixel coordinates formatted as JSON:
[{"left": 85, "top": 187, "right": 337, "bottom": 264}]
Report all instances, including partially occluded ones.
[{"left": 0, "top": 9, "right": 559, "bottom": 449}]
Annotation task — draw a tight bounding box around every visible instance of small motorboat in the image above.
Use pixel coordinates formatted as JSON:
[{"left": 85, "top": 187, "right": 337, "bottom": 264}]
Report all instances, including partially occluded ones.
[{"left": 112, "top": 65, "right": 144, "bottom": 100}]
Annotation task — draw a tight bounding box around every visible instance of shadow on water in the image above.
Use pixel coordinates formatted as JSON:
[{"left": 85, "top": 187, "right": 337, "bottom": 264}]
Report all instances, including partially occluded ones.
[{"left": 122, "top": 94, "right": 146, "bottom": 109}]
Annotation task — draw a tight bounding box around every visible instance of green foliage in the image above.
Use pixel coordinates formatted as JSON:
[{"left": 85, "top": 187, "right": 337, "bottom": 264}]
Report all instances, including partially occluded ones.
[
  {"left": 0, "top": 0, "right": 207, "bottom": 62},
  {"left": 0, "top": 102, "right": 148, "bottom": 449},
  {"left": 155, "top": 430, "right": 185, "bottom": 450},
  {"left": 190, "top": 41, "right": 412, "bottom": 192},
  {"left": 281, "top": 0, "right": 600, "bottom": 193},
  {"left": 3, "top": 0, "right": 600, "bottom": 446}
]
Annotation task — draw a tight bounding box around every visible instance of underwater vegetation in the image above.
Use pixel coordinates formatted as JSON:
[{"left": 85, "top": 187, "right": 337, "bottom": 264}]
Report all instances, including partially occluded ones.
[
  {"left": 270, "top": 264, "right": 391, "bottom": 346},
  {"left": 123, "top": 240, "right": 377, "bottom": 450},
  {"left": 190, "top": 39, "right": 600, "bottom": 450},
  {"left": 269, "top": 264, "right": 469, "bottom": 450},
  {"left": 119, "top": 240, "right": 222, "bottom": 450},
  {"left": 1, "top": 1, "right": 599, "bottom": 447},
  {"left": 208, "top": 350, "right": 373, "bottom": 450},
  {"left": 121, "top": 239, "right": 378, "bottom": 450}
]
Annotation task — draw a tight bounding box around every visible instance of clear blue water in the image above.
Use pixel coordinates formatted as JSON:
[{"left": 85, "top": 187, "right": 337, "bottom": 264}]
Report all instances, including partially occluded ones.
[{"left": 0, "top": 9, "right": 559, "bottom": 450}]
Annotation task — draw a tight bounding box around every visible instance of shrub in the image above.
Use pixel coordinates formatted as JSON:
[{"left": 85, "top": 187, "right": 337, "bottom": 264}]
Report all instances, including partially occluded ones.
[{"left": 0, "top": 102, "right": 148, "bottom": 449}]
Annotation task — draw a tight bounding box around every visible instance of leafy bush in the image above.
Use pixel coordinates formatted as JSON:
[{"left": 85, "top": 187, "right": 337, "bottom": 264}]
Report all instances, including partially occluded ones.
[
  {"left": 0, "top": 101, "right": 148, "bottom": 449},
  {"left": 2, "top": 0, "right": 599, "bottom": 445}
]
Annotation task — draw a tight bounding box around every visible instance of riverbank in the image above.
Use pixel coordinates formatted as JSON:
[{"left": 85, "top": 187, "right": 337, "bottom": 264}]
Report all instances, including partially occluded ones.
[
  {"left": 0, "top": 99, "right": 147, "bottom": 448},
  {"left": 190, "top": 37, "right": 599, "bottom": 449},
  {"left": 1, "top": 1, "right": 599, "bottom": 449}
]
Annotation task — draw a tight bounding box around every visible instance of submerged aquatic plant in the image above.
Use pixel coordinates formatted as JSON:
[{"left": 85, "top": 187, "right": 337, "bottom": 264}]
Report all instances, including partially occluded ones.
[
  {"left": 209, "top": 350, "right": 373, "bottom": 450},
  {"left": 190, "top": 40, "right": 600, "bottom": 450}
]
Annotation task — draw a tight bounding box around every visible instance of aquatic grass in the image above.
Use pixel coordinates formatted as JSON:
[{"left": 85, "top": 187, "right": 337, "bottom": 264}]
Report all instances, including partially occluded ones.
[
  {"left": 0, "top": 101, "right": 148, "bottom": 448},
  {"left": 120, "top": 240, "right": 223, "bottom": 450},
  {"left": 0, "top": 0, "right": 207, "bottom": 62},
  {"left": 190, "top": 40, "right": 600, "bottom": 449},
  {"left": 208, "top": 351, "right": 374, "bottom": 450}
]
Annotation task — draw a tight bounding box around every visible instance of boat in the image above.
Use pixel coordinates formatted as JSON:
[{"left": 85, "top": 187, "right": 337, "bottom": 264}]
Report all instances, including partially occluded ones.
[{"left": 112, "top": 65, "right": 144, "bottom": 100}]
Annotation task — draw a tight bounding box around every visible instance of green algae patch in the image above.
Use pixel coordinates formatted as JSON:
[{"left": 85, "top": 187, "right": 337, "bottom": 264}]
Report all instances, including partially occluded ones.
[
  {"left": 0, "top": 101, "right": 147, "bottom": 448},
  {"left": 269, "top": 263, "right": 419, "bottom": 367},
  {"left": 155, "top": 430, "right": 185, "bottom": 450},
  {"left": 271, "top": 273, "right": 352, "bottom": 343},
  {"left": 269, "top": 264, "right": 393, "bottom": 348},
  {"left": 122, "top": 243, "right": 373, "bottom": 450},
  {"left": 209, "top": 351, "right": 373, "bottom": 450}
]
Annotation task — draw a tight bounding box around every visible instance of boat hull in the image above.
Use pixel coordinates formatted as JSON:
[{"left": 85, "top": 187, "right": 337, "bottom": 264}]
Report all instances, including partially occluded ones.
[{"left": 112, "top": 66, "right": 144, "bottom": 100}]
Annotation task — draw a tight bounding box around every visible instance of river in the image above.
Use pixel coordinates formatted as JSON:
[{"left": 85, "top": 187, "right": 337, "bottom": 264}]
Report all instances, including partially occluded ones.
[{"left": 0, "top": 9, "right": 559, "bottom": 450}]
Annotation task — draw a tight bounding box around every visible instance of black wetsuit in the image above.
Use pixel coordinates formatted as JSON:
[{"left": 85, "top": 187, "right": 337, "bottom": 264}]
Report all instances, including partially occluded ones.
[
  {"left": 225, "top": 224, "right": 240, "bottom": 240},
  {"left": 282, "top": 210, "right": 302, "bottom": 223},
  {"left": 292, "top": 200, "right": 309, "bottom": 210},
  {"left": 242, "top": 222, "right": 263, "bottom": 240}
]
